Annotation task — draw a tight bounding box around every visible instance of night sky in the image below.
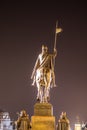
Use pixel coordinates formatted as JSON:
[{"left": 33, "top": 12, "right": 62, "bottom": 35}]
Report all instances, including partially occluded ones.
[{"left": 0, "top": 1, "right": 87, "bottom": 127}]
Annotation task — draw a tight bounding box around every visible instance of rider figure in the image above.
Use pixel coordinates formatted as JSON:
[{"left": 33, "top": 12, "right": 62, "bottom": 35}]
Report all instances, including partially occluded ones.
[{"left": 31, "top": 45, "right": 57, "bottom": 103}]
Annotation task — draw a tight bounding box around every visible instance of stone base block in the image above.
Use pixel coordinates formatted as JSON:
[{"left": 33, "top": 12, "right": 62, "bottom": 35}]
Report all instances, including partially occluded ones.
[{"left": 31, "top": 116, "right": 55, "bottom": 130}]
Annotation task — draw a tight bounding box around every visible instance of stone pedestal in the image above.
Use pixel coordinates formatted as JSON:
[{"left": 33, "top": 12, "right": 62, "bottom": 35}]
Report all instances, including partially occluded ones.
[
  {"left": 34, "top": 103, "right": 53, "bottom": 116},
  {"left": 31, "top": 103, "right": 55, "bottom": 130}
]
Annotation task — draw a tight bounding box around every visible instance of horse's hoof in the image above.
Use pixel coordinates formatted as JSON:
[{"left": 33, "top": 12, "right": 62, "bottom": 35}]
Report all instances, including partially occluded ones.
[{"left": 36, "top": 98, "right": 40, "bottom": 102}]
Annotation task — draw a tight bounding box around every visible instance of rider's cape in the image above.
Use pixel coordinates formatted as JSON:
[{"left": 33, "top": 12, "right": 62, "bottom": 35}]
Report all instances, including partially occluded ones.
[{"left": 31, "top": 53, "right": 56, "bottom": 87}]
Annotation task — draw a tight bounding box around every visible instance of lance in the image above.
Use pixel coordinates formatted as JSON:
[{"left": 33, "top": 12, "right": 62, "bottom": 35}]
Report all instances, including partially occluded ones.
[
  {"left": 54, "top": 20, "right": 62, "bottom": 50},
  {"left": 53, "top": 20, "right": 62, "bottom": 65},
  {"left": 54, "top": 21, "right": 58, "bottom": 50}
]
